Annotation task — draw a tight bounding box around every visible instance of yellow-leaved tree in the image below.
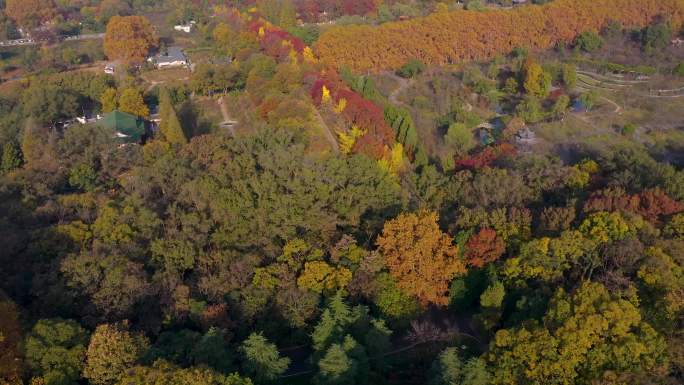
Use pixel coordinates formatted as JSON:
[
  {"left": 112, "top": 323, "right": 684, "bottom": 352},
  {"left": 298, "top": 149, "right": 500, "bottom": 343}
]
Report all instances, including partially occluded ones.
[
  {"left": 118, "top": 88, "right": 149, "bottom": 118},
  {"left": 376, "top": 210, "right": 465, "bottom": 306}
]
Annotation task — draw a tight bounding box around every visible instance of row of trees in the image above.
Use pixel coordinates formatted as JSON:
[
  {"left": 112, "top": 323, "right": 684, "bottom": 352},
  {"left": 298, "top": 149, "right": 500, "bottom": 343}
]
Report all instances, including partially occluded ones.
[{"left": 315, "top": 0, "right": 684, "bottom": 71}]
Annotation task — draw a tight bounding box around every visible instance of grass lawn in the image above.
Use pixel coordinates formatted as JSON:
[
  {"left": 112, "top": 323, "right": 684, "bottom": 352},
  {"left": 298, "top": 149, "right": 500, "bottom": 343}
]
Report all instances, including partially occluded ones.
[{"left": 141, "top": 67, "right": 191, "bottom": 83}]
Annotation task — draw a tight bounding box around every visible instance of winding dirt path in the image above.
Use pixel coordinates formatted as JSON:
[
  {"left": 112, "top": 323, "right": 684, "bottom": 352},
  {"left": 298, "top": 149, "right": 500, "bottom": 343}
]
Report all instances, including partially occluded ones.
[
  {"left": 600, "top": 96, "right": 622, "bottom": 114},
  {"left": 388, "top": 74, "right": 413, "bottom": 106},
  {"left": 312, "top": 108, "right": 339, "bottom": 153}
]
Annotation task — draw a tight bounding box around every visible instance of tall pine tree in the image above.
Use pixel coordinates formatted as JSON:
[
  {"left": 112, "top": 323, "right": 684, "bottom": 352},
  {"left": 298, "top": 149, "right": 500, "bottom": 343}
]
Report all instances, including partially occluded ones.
[
  {"left": 158, "top": 87, "right": 187, "bottom": 145},
  {"left": 1, "top": 142, "right": 22, "bottom": 174}
]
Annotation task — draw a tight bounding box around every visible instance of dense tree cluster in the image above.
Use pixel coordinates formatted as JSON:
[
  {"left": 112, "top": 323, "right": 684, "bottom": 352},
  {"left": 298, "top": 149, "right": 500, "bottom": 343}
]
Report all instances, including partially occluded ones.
[
  {"left": 2, "top": 2, "right": 684, "bottom": 385},
  {"left": 312, "top": 70, "right": 396, "bottom": 159},
  {"left": 4, "top": 0, "right": 57, "bottom": 29},
  {"left": 315, "top": 0, "right": 684, "bottom": 71}
]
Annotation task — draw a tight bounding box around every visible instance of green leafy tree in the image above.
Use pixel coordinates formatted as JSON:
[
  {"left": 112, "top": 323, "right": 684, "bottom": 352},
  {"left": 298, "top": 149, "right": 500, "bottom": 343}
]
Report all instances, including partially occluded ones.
[
  {"left": 621, "top": 123, "right": 636, "bottom": 136},
  {"left": 191, "top": 328, "right": 236, "bottom": 373},
  {"left": 579, "top": 90, "right": 599, "bottom": 111},
  {"left": 503, "top": 77, "right": 519, "bottom": 95},
  {"left": 637, "top": 247, "right": 684, "bottom": 328},
  {"left": 1, "top": 141, "right": 22, "bottom": 173},
  {"left": 551, "top": 95, "right": 570, "bottom": 119},
  {"left": 515, "top": 96, "right": 544, "bottom": 124},
  {"left": 478, "top": 281, "right": 506, "bottom": 331},
  {"left": 308, "top": 293, "right": 376, "bottom": 382},
  {"left": 502, "top": 230, "right": 596, "bottom": 282},
  {"left": 561, "top": 64, "right": 577, "bottom": 89},
  {"left": 84, "top": 323, "right": 149, "bottom": 385},
  {"left": 488, "top": 282, "right": 665, "bottom": 385},
  {"left": 315, "top": 339, "right": 360, "bottom": 385},
  {"left": 22, "top": 83, "right": 80, "bottom": 126},
  {"left": 373, "top": 272, "right": 420, "bottom": 321},
  {"left": 642, "top": 22, "right": 672, "bottom": 53},
  {"left": 160, "top": 129, "right": 401, "bottom": 257},
  {"left": 158, "top": 87, "right": 187, "bottom": 145},
  {"left": 479, "top": 281, "right": 505, "bottom": 309},
  {"left": 522, "top": 59, "right": 551, "bottom": 98},
  {"left": 664, "top": 213, "right": 684, "bottom": 239},
  {"left": 312, "top": 292, "right": 358, "bottom": 352},
  {"left": 674, "top": 62, "right": 684, "bottom": 76},
  {"left": 240, "top": 333, "right": 290, "bottom": 383},
  {"left": 61, "top": 252, "right": 151, "bottom": 318},
  {"left": 575, "top": 31, "right": 603, "bottom": 52},
  {"left": 397, "top": 59, "right": 426, "bottom": 78},
  {"left": 68, "top": 163, "right": 98, "bottom": 191},
  {"left": 430, "top": 348, "right": 491, "bottom": 385},
  {"left": 578, "top": 211, "right": 633, "bottom": 243},
  {"left": 116, "top": 360, "right": 252, "bottom": 385},
  {"left": 445, "top": 123, "right": 475, "bottom": 156},
  {"left": 25, "top": 319, "right": 89, "bottom": 385},
  {"left": 429, "top": 347, "right": 462, "bottom": 385}
]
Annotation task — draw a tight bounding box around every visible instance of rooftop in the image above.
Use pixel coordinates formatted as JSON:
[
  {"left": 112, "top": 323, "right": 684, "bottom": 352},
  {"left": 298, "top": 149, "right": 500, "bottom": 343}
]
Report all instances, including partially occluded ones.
[
  {"left": 152, "top": 46, "right": 187, "bottom": 64},
  {"left": 99, "top": 110, "right": 146, "bottom": 143}
]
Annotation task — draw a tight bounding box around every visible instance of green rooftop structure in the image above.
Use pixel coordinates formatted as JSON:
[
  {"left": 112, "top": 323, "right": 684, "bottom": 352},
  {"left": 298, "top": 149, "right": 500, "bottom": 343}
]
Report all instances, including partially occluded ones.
[{"left": 100, "top": 110, "right": 146, "bottom": 143}]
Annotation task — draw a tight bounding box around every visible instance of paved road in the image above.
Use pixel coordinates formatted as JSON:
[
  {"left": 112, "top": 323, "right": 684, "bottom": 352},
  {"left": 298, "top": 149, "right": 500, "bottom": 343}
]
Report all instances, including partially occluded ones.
[
  {"left": 63, "top": 33, "right": 105, "bottom": 41},
  {"left": 0, "top": 38, "right": 36, "bottom": 47},
  {"left": 0, "top": 33, "right": 104, "bottom": 47}
]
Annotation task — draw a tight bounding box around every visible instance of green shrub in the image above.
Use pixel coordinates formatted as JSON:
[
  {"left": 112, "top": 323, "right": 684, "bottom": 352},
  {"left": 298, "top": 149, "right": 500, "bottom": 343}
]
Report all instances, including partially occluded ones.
[
  {"left": 396, "top": 59, "right": 426, "bottom": 78},
  {"left": 575, "top": 31, "right": 603, "bottom": 52},
  {"left": 621, "top": 123, "right": 636, "bottom": 136},
  {"left": 674, "top": 62, "right": 684, "bottom": 77}
]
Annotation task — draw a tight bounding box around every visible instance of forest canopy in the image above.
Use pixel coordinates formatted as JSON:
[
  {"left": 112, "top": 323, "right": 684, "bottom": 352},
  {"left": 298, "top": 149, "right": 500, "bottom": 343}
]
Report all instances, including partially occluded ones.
[{"left": 315, "top": 0, "right": 684, "bottom": 71}]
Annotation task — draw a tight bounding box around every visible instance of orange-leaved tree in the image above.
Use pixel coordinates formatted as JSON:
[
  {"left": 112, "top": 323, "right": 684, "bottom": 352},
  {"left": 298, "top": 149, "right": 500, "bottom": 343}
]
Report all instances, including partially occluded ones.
[
  {"left": 465, "top": 228, "right": 505, "bottom": 268},
  {"left": 376, "top": 210, "right": 465, "bottom": 306},
  {"left": 315, "top": 0, "right": 684, "bottom": 71},
  {"left": 5, "top": 0, "right": 57, "bottom": 29},
  {"left": 104, "top": 15, "right": 158, "bottom": 64}
]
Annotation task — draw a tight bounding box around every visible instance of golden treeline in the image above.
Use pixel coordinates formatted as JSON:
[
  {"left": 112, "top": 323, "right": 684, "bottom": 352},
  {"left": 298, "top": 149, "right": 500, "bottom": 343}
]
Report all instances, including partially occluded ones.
[{"left": 314, "top": 0, "right": 684, "bottom": 71}]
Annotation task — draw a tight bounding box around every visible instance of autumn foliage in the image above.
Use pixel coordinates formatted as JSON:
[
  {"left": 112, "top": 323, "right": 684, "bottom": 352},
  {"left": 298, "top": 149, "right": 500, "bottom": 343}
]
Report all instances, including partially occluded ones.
[
  {"left": 465, "top": 228, "right": 505, "bottom": 268},
  {"left": 376, "top": 211, "right": 465, "bottom": 306},
  {"left": 584, "top": 188, "right": 684, "bottom": 223},
  {"left": 311, "top": 71, "right": 395, "bottom": 159},
  {"left": 5, "top": 0, "right": 57, "bottom": 28},
  {"left": 104, "top": 16, "right": 158, "bottom": 64},
  {"left": 248, "top": 19, "right": 306, "bottom": 60},
  {"left": 456, "top": 144, "right": 516, "bottom": 171},
  {"left": 315, "top": 0, "right": 684, "bottom": 71},
  {"left": 294, "top": 0, "right": 379, "bottom": 22}
]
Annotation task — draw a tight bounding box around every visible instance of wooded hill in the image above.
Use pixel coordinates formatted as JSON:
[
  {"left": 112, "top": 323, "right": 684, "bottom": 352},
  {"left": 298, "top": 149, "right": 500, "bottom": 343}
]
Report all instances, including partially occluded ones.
[{"left": 314, "top": 0, "right": 684, "bottom": 71}]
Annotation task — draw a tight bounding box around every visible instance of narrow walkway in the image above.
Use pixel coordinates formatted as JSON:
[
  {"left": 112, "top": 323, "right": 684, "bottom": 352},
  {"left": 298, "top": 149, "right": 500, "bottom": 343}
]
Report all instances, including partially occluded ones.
[
  {"left": 600, "top": 96, "right": 622, "bottom": 114},
  {"left": 576, "top": 69, "right": 684, "bottom": 98},
  {"left": 313, "top": 108, "right": 339, "bottom": 153},
  {"left": 388, "top": 74, "right": 413, "bottom": 106},
  {"left": 218, "top": 96, "right": 237, "bottom": 136}
]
